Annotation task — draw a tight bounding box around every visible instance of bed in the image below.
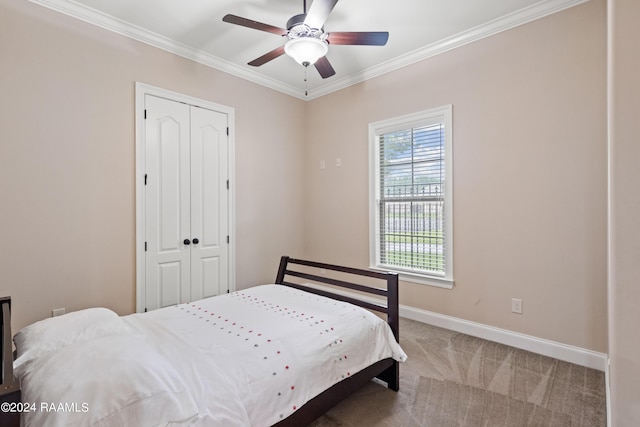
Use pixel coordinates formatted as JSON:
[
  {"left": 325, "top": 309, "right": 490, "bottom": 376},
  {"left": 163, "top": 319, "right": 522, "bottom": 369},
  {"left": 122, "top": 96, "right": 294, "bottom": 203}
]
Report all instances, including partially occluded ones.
[{"left": 2, "top": 256, "right": 406, "bottom": 426}]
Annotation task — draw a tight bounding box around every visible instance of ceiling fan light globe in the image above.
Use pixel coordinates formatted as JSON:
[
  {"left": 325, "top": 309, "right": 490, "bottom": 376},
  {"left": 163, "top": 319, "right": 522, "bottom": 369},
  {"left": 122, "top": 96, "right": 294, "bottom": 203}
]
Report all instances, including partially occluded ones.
[{"left": 284, "top": 37, "right": 328, "bottom": 66}]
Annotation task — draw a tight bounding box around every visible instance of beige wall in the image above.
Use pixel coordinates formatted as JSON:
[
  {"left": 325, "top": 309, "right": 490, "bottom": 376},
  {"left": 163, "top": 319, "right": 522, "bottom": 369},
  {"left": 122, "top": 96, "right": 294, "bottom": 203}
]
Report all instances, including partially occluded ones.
[
  {"left": 0, "top": 0, "right": 306, "bottom": 332},
  {"left": 608, "top": 0, "right": 640, "bottom": 423},
  {"left": 0, "top": 0, "right": 611, "bottom": 358},
  {"left": 7, "top": 0, "right": 640, "bottom": 419},
  {"left": 304, "top": 0, "right": 608, "bottom": 352},
  {"left": 0, "top": 0, "right": 640, "bottom": 418}
]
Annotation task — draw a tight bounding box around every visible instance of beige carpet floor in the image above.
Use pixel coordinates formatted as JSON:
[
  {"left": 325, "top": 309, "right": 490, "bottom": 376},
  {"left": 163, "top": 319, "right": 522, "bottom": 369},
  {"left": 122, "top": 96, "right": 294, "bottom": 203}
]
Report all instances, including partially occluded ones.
[{"left": 310, "top": 318, "right": 606, "bottom": 427}]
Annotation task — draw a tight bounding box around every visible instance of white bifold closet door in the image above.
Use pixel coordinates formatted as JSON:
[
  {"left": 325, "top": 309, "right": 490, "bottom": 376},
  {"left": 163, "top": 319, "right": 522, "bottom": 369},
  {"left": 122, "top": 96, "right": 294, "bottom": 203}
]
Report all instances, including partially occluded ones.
[{"left": 144, "top": 94, "right": 229, "bottom": 311}]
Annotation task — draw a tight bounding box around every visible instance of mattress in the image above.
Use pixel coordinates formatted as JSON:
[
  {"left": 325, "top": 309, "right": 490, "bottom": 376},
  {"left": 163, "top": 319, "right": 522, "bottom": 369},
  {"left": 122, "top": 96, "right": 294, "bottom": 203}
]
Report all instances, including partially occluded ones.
[{"left": 14, "top": 284, "right": 407, "bottom": 426}]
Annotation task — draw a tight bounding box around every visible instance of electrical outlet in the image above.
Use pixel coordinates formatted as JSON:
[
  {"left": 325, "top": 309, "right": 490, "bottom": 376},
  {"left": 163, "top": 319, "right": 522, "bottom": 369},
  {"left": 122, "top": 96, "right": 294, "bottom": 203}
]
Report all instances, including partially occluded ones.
[
  {"left": 52, "top": 307, "right": 66, "bottom": 317},
  {"left": 511, "top": 298, "right": 523, "bottom": 314}
]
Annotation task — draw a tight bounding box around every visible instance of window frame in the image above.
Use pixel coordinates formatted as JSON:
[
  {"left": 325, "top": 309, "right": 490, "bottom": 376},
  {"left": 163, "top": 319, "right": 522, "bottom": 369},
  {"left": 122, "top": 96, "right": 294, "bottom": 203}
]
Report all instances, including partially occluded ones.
[{"left": 368, "top": 105, "right": 454, "bottom": 289}]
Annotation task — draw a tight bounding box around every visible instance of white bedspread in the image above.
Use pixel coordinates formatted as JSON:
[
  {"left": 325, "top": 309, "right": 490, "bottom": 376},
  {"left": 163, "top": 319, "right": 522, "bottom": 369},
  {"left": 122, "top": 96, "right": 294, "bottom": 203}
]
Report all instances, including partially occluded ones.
[{"left": 15, "top": 285, "right": 407, "bottom": 427}]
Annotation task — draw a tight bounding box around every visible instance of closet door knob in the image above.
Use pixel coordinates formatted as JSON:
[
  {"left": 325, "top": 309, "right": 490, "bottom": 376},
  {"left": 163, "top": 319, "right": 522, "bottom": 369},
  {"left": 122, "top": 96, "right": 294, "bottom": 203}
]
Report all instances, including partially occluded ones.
[
  {"left": 192, "top": 238, "right": 199, "bottom": 244},
  {"left": 183, "top": 239, "right": 191, "bottom": 245}
]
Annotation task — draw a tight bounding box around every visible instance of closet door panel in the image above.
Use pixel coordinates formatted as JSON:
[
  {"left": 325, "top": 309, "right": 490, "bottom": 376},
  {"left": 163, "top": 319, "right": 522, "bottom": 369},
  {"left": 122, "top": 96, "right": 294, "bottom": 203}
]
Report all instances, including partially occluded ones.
[
  {"left": 145, "top": 95, "right": 191, "bottom": 310},
  {"left": 190, "top": 105, "right": 229, "bottom": 300}
]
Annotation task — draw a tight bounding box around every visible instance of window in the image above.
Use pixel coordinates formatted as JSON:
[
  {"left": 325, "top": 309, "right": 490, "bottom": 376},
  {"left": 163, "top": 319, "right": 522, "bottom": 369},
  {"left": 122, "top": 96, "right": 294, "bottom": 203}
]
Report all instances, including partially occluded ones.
[{"left": 369, "top": 106, "right": 453, "bottom": 288}]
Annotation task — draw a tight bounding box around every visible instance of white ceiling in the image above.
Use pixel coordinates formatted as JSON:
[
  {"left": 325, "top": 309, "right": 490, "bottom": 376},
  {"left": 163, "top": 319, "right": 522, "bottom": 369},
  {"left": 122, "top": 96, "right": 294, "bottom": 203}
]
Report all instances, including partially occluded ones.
[{"left": 28, "top": 0, "right": 587, "bottom": 100}]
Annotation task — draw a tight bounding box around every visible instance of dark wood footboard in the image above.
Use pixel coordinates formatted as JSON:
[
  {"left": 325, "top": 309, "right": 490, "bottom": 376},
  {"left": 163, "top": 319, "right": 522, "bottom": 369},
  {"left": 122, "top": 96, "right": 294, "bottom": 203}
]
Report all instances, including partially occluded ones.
[
  {"left": 273, "top": 256, "right": 400, "bottom": 426},
  {"left": 1, "top": 297, "right": 21, "bottom": 427}
]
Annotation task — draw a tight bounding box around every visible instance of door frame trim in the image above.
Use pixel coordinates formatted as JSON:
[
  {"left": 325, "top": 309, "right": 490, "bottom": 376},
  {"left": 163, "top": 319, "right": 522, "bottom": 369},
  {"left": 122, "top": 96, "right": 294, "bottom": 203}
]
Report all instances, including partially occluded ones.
[{"left": 134, "top": 82, "right": 236, "bottom": 313}]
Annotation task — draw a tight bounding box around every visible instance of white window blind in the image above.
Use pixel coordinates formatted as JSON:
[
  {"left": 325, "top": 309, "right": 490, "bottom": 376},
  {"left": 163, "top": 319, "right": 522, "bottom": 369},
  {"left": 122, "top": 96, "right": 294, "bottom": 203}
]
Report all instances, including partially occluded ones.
[
  {"left": 379, "top": 123, "right": 445, "bottom": 274},
  {"left": 369, "top": 106, "right": 453, "bottom": 287}
]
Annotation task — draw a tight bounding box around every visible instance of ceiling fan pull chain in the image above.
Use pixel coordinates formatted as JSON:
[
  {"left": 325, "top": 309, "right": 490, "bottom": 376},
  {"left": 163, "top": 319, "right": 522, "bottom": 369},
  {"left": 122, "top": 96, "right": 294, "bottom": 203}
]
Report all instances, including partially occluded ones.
[{"left": 304, "top": 65, "right": 308, "bottom": 97}]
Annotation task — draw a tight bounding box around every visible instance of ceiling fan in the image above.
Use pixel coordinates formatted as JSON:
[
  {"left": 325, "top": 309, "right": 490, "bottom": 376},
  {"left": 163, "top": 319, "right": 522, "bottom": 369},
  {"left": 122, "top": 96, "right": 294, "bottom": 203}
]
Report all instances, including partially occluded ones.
[{"left": 222, "top": 0, "right": 389, "bottom": 79}]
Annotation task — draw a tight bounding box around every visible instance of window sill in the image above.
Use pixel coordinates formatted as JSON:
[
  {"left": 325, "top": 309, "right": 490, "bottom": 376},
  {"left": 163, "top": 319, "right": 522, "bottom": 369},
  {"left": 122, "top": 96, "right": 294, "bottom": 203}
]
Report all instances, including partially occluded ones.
[{"left": 370, "top": 266, "right": 454, "bottom": 290}]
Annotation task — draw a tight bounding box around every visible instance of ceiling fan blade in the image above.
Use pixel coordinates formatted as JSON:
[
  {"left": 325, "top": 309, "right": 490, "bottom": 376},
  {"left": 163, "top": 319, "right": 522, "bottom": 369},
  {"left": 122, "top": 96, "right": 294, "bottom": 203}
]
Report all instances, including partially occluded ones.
[
  {"left": 248, "top": 46, "right": 286, "bottom": 67},
  {"left": 327, "top": 31, "right": 389, "bottom": 46},
  {"left": 314, "top": 56, "right": 336, "bottom": 79},
  {"left": 222, "top": 14, "right": 287, "bottom": 36},
  {"left": 304, "top": 0, "right": 339, "bottom": 30}
]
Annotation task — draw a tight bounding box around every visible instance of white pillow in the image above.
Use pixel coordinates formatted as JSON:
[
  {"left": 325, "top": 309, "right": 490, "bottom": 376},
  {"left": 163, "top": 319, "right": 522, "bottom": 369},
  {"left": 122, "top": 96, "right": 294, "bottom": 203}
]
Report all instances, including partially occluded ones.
[
  {"left": 14, "top": 307, "right": 130, "bottom": 367},
  {"left": 15, "top": 333, "right": 199, "bottom": 427}
]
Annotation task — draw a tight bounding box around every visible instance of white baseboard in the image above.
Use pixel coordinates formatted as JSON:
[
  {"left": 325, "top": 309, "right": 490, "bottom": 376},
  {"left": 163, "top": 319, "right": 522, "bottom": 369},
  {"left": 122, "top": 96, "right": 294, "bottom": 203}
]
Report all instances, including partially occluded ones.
[
  {"left": 605, "top": 360, "right": 611, "bottom": 426},
  {"left": 300, "top": 282, "right": 608, "bottom": 371},
  {"left": 400, "top": 304, "right": 608, "bottom": 372}
]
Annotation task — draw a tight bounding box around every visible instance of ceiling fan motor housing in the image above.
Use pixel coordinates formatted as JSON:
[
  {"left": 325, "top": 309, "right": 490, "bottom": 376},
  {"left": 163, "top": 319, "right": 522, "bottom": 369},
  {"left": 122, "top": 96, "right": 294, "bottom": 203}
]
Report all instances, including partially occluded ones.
[
  {"left": 287, "top": 17, "right": 326, "bottom": 46},
  {"left": 287, "top": 14, "right": 308, "bottom": 31}
]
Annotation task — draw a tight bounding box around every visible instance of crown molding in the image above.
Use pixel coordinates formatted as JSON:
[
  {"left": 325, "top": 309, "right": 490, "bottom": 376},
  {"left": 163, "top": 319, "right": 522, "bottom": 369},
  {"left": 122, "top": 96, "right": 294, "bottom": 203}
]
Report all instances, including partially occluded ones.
[
  {"left": 25, "top": 0, "right": 305, "bottom": 99},
  {"left": 306, "top": 0, "right": 590, "bottom": 99},
  {"left": 27, "top": 0, "right": 589, "bottom": 101}
]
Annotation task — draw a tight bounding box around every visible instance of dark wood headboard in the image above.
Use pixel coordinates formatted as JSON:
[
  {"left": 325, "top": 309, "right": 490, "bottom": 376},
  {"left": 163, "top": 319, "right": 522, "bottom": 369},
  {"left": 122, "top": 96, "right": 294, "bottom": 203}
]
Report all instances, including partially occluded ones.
[
  {"left": 275, "top": 256, "right": 399, "bottom": 342},
  {"left": 1, "top": 297, "right": 21, "bottom": 427}
]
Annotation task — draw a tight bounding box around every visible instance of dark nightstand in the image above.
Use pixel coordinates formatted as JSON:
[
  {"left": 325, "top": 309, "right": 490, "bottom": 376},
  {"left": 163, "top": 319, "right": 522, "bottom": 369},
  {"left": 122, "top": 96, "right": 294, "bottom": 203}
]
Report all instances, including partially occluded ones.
[{"left": 1, "top": 297, "right": 21, "bottom": 427}]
